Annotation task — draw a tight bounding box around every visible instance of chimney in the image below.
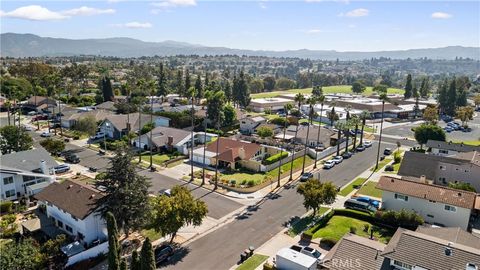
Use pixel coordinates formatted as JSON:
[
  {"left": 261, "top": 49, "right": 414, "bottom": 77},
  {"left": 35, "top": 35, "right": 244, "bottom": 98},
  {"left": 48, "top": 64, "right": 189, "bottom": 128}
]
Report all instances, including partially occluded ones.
[
  {"left": 167, "top": 136, "right": 173, "bottom": 146},
  {"left": 40, "top": 160, "right": 48, "bottom": 175},
  {"left": 420, "top": 175, "right": 427, "bottom": 183},
  {"left": 238, "top": 147, "right": 246, "bottom": 160}
]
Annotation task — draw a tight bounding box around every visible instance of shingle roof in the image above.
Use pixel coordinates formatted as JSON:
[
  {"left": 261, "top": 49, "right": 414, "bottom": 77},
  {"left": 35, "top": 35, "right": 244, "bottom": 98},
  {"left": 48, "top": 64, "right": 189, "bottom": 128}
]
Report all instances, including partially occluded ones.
[
  {"left": 104, "top": 113, "right": 169, "bottom": 131},
  {"left": 1, "top": 148, "right": 58, "bottom": 172},
  {"left": 67, "top": 109, "right": 113, "bottom": 121},
  {"left": 95, "top": 101, "right": 116, "bottom": 111},
  {"left": 398, "top": 151, "right": 470, "bottom": 179},
  {"left": 206, "top": 138, "right": 261, "bottom": 163},
  {"left": 376, "top": 176, "right": 476, "bottom": 209},
  {"left": 35, "top": 180, "right": 104, "bottom": 220},
  {"left": 415, "top": 227, "right": 480, "bottom": 249},
  {"left": 382, "top": 228, "right": 480, "bottom": 270},
  {"left": 322, "top": 234, "right": 389, "bottom": 270},
  {"left": 145, "top": 126, "right": 191, "bottom": 147},
  {"left": 286, "top": 125, "right": 336, "bottom": 145},
  {"left": 427, "top": 140, "right": 480, "bottom": 153}
]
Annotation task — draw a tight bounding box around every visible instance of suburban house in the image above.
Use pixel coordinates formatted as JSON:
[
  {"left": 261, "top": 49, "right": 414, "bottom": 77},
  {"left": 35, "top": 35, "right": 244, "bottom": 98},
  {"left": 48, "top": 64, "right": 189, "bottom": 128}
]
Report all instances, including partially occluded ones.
[
  {"left": 240, "top": 116, "right": 267, "bottom": 135},
  {"left": 321, "top": 227, "right": 480, "bottom": 270},
  {"left": 35, "top": 180, "right": 107, "bottom": 245},
  {"left": 426, "top": 140, "right": 480, "bottom": 157},
  {"left": 285, "top": 125, "right": 336, "bottom": 148},
  {"left": 99, "top": 113, "right": 170, "bottom": 139},
  {"left": 1, "top": 148, "right": 57, "bottom": 201},
  {"left": 254, "top": 123, "right": 283, "bottom": 135},
  {"left": 23, "top": 96, "right": 57, "bottom": 112},
  {"left": 248, "top": 97, "right": 293, "bottom": 112},
  {"left": 398, "top": 151, "right": 480, "bottom": 192},
  {"left": 191, "top": 138, "right": 278, "bottom": 172},
  {"left": 376, "top": 176, "right": 478, "bottom": 230},
  {"left": 61, "top": 109, "right": 113, "bottom": 129},
  {"left": 94, "top": 101, "right": 116, "bottom": 112}
]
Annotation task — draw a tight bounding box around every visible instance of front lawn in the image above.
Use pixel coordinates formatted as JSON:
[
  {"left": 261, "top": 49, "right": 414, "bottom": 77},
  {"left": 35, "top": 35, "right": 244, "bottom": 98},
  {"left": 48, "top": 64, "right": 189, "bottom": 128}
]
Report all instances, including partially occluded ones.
[
  {"left": 287, "top": 207, "right": 329, "bottom": 237},
  {"left": 357, "top": 182, "right": 383, "bottom": 198},
  {"left": 140, "top": 153, "right": 172, "bottom": 165},
  {"left": 237, "top": 254, "right": 269, "bottom": 270},
  {"left": 453, "top": 140, "right": 480, "bottom": 146},
  {"left": 312, "top": 216, "right": 393, "bottom": 243},
  {"left": 220, "top": 171, "right": 266, "bottom": 186},
  {"left": 339, "top": 178, "right": 367, "bottom": 197},
  {"left": 384, "top": 162, "right": 401, "bottom": 174},
  {"left": 266, "top": 155, "right": 314, "bottom": 179},
  {"left": 140, "top": 229, "right": 163, "bottom": 242},
  {"left": 371, "top": 158, "right": 392, "bottom": 172}
]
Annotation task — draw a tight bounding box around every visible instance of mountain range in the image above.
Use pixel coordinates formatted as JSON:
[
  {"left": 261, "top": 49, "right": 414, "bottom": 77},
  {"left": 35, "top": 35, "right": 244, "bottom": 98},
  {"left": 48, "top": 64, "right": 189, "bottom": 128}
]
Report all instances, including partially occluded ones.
[{"left": 1, "top": 33, "right": 479, "bottom": 60}]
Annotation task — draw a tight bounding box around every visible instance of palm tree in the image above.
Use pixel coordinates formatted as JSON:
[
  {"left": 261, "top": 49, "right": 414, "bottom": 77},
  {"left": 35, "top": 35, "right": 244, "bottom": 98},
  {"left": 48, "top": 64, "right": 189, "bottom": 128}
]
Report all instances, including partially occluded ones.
[
  {"left": 302, "top": 97, "right": 316, "bottom": 174},
  {"left": 289, "top": 93, "right": 305, "bottom": 181},
  {"left": 314, "top": 95, "right": 325, "bottom": 169},
  {"left": 343, "top": 106, "right": 352, "bottom": 154},
  {"left": 188, "top": 86, "right": 196, "bottom": 182},
  {"left": 375, "top": 93, "right": 389, "bottom": 170},
  {"left": 277, "top": 103, "right": 293, "bottom": 188},
  {"left": 350, "top": 115, "right": 361, "bottom": 150},
  {"left": 335, "top": 122, "right": 345, "bottom": 156},
  {"left": 359, "top": 110, "right": 370, "bottom": 146}
]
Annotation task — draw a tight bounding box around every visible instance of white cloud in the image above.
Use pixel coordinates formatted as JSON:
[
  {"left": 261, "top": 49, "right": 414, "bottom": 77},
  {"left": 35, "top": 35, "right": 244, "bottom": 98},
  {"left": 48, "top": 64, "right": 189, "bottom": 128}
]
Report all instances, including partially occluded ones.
[
  {"left": 306, "top": 0, "right": 350, "bottom": 3},
  {"left": 431, "top": 12, "right": 452, "bottom": 19},
  {"left": 340, "top": 8, "right": 369, "bottom": 17},
  {"left": 112, "top": 22, "right": 153, "bottom": 28},
  {"left": 150, "top": 0, "right": 196, "bottom": 13},
  {"left": 305, "top": 29, "right": 323, "bottom": 34},
  {"left": 0, "top": 5, "right": 68, "bottom": 21},
  {"left": 62, "top": 6, "right": 115, "bottom": 16}
]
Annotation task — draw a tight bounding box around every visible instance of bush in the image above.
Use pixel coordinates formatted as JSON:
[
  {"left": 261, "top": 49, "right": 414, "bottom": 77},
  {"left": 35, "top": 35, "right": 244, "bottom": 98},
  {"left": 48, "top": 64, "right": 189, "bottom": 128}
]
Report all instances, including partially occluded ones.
[
  {"left": 270, "top": 117, "right": 288, "bottom": 126},
  {"left": 206, "top": 128, "right": 224, "bottom": 136},
  {"left": 379, "top": 209, "right": 424, "bottom": 230},
  {"left": 320, "top": 237, "right": 337, "bottom": 248},
  {"left": 393, "top": 151, "right": 402, "bottom": 164},
  {"left": 263, "top": 262, "right": 275, "bottom": 270},
  {"left": 247, "top": 180, "right": 255, "bottom": 187},
  {"left": 0, "top": 201, "right": 13, "bottom": 214},
  {"left": 263, "top": 152, "right": 288, "bottom": 165},
  {"left": 230, "top": 180, "right": 236, "bottom": 186},
  {"left": 349, "top": 226, "right": 357, "bottom": 234},
  {"left": 363, "top": 224, "right": 370, "bottom": 232}
]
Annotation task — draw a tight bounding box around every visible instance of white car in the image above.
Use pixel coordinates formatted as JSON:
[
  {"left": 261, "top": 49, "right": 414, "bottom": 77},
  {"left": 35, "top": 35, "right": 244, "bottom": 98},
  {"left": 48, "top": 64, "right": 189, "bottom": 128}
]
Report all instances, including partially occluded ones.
[
  {"left": 22, "top": 125, "right": 34, "bottom": 131},
  {"left": 40, "top": 132, "right": 52, "bottom": 137},
  {"left": 323, "top": 160, "right": 336, "bottom": 169},
  {"left": 90, "top": 132, "right": 106, "bottom": 140},
  {"left": 363, "top": 141, "right": 373, "bottom": 148},
  {"left": 332, "top": 156, "right": 343, "bottom": 164},
  {"left": 301, "top": 246, "right": 322, "bottom": 262}
]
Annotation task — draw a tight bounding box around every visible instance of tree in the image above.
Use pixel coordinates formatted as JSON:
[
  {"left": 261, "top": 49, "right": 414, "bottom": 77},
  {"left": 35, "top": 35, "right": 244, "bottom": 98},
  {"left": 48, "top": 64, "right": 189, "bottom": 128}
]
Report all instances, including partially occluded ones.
[
  {"left": 326, "top": 107, "right": 338, "bottom": 127},
  {"left": 224, "top": 80, "right": 233, "bottom": 103},
  {"left": 194, "top": 74, "right": 204, "bottom": 104},
  {"left": 448, "top": 182, "right": 476, "bottom": 192},
  {"left": 289, "top": 93, "right": 305, "bottom": 180},
  {"left": 0, "top": 238, "right": 44, "bottom": 270},
  {"left": 314, "top": 95, "right": 325, "bottom": 170},
  {"left": 359, "top": 110, "right": 369, "bottom": 146},
  {"left": 456, "top": 85, "right": 468, "bottom": 107},
  {"left": 445, "top": 77, "right": 457, "bottom": 116},
  {"left": 233, "top": 71, "right": 251, "bottom": 108},
  {"left": 373, "top": 84, "right": 388, "bottom": 95},
  {"left": 350, "top": 115, "right": 360, "bottom": 150},
  {"left": 223, "top": 104, "right": 236, "bottom": 127},
  {"left": 140, "top": 238, "right": 155, "bottom": 270},
  {"left": 175, "top": 69, "right": 185, "bottom": 97},
  {"left": 120, "top": 259, "right": 127, "bottom": 270},
  {"left": 74, "top": 115, "right": 97, "bottom": 137},
  {"left": 302, "top": 97, "right": 316, "bottom": 173},
  {"left": 312, "top": 85, "right": 323, "bottom": 97},
  {"left": 456, "top": 106, "right": 474, "bottom": 127},
  {"left": 131, "top": 250, "right": 141, "bottom": 270},
  {"left": 414, "top": 124, "right": 446, "bottom": 148},
  {"left": 276, "top": 77, "right": 296, "bottom": 89},
  {"left": 351, "top": 81, "right": 366, "bottom": 94},
  {"left": 257, "top": 126, "right": 273, "bottom": 138},
  {"left": 404, "top": 74, "right": 413, "bottom": 99},
  {"left": 277, "top": 103, "right": 293, "bottom": 187},
  {"left": 297, "top": 180, "right": 337, "bottom": 216},
  {"left": 438, "top": 79, "right": 448, "bottom": 114},
  {"left": 149, "top": 186, "right": 208, "bottom": 243},
  {"left": 263, "top": 76, "right": 276, "bottom": 91},
  {"left": 474, "top": 94, "right": 480, "bottom": 109},
  {"left": 375, "top": 94, "right": 388, "bottom": 170},
  {"left": 423, "top": 106, "right": 439, "bottom": 125},
  {"left": 39, "top": 138, "right": 65, "bottom": 156},
  {"left": 249, "top": 78, "right": 264, "bottom": 93},
  {"left": 157, "top": 63, "right": 168, "bottom": 102},
  {"left": 41, "top": 234, "right": 68, "bottom": 269},
  {"left": 184, "top": 69, "right": 191, "bottom": 96},
  {"left": 106, "top": 212, "right": 120, "bottom": 270},
  {"left": 101, "top": 76, "right": 114, "bottom": 102},
  {"left": 96, "top": 147, "right": 151, "bottom": 236},
  {"left": 140, "top": 122, "right": 155, "bottom": 135},
  {"left": 0, "top": 125, "right": 33, "bottom": 154},
  {"left": 419, "top": 77, "right": 430, "bottom": 98}
]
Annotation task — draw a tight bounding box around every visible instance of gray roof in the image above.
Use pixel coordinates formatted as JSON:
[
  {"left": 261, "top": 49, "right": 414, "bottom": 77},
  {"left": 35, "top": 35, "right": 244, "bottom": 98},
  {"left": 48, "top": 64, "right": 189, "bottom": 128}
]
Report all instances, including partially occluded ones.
[
  {"left": 382, "top": 228, "right": 480, "bottom": 270},
  {"left": 143, "top": 126, "right": 191, "bottom": 147},
  {"left": 95, "top": 101, "right": 116, "bottom": 111},
  {"left": 286, "top": 125, "right": 336, "bottom": 145},
  {"left": 104, "top": 113, "right": 169, "bottom": 131},
  {"left": 415, "top": 227, "right": 480, "bottom": 249},
  {"left": 398, "top": 151, "right": 470, "bottom": 179},
  {"left": 1, "top": 148, "right": 57, "bottom": 172},
  {"left": 427, "top": 140, "right": 480, "bottom": 153}
]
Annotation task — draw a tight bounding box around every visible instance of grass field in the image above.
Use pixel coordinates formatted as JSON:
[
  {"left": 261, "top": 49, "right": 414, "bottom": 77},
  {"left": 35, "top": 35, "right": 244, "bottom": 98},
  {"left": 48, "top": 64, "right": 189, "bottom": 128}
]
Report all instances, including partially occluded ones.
[
  {"left": 251, "top": 85, "right": 404, "bottom": 99},
  {"left": 312, "top": 216, "right": 393, "bottom": 243},
  {"left": 266, "top": 155, "right": 314, "bottom": 178},
  {"left": 357, "top": 181, "right": 383, "bottom": 198},
  {"left": 140, "top": 229, "right": 163, "bottom": 241},
  {"left": 237, "top": 254, "right": 269, "bottom": 270},
  {"left": 140, "top": 153, "right": 171, "bottom": 165},
  {"left": 339, "top": 177, "right": 367, "bottom": 197},
  {"left": 371, "top": 158, "right": 392, "bottom": 172},
  {"left": 287, "top": 207, "right": 329, "bottom": 237},
  {"left": 453, "top": 140, "right": 480, "bottom": 146},
  {"left": 220, "top": 171, "right": 265, "bottom": 185}
]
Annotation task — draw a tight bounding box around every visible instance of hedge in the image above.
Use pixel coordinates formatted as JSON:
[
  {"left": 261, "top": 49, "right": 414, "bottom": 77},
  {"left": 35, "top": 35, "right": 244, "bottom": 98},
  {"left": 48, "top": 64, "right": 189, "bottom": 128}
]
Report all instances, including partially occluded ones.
[
  {"left": 303, "top": 210, "right": 335, "bottom": 238},
  {"left": 263, "top": 152, "right": 288, "bottom": 165}
]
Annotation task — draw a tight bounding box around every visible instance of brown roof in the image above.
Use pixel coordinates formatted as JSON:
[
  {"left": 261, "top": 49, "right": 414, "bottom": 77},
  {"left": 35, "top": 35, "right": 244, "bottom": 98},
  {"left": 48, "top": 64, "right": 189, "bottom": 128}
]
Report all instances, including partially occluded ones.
[
  {"left": 376, "top": 176, "right": 477, "bottom": 209},
  {"left": 382, "top": 228, "right": 480, "bottom": 270},
  {"left": 322, "top": 234, "right": 388, "bottom": 270},
  {"left": 35, "top": 180, "right": 104, "bottom": 220},
  {"left": 206, "top": 138, "right": 261, "bottom": 163}
]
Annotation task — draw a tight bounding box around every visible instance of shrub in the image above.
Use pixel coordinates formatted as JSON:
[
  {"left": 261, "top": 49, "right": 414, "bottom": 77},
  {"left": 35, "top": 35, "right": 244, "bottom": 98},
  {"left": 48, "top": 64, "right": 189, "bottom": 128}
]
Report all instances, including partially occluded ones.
[
  {"left": 240, "top": 180, "right": 247, "bottom": 185},
  {"left": 263, "top": 152, "right": 288, "bottom": 165},
  {"left": 263, "top": 262, "right": 275, "bottom": 270},
  {"left": 379, "top": 209, "right": 424, "bottom": 230},
  {"left": 230, "top": 180, "right": 236, "bottom": 186},
  {"left": 393, "top": 151, "right": 402, "bottom": 164},
  {"left": 320, "top": 237, "right": 337, "bottom": 248},
  {"left": 349, "top": 226, "right": 357, "bottom": 234},
  {"left": 363, "top": 224, "right": 370, "bottom": 232},
  {"left": 247, "top": 180, "right": 255, "bottom": 187},
  {"left": 0, "top": 201, "right": 13, "bottom": 214}
]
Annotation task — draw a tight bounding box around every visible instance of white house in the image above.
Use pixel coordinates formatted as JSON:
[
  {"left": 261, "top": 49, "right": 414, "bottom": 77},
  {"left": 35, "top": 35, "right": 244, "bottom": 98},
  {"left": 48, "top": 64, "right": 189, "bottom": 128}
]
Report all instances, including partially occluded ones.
[
  {"left": 1, "top": 148, "right": 57, "bottom": 201},
  {"left": 426, "top": 140, "right": 480, "bottom": 157},
  {"left": 35, "top": 180, "right": 107, "bottom": 246},
  {"left": 240, "top": 116, "right": 267, "bottom": 135},
  {"left": 376, "top": 176, "right": 477, "bottom": 230}
]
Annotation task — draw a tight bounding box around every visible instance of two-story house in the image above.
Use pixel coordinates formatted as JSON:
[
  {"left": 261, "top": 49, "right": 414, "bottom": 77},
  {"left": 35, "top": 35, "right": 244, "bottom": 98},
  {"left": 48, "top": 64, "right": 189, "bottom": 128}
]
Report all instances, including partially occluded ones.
[
  {"left": 1, "top": 148, "right": 57, "bottom": 201},
  {"left": 240, "top": 116, "right": 267, "bottom": 135},
  {"left": 99, "top": 113, "right": 170, "bottom": 140},
  {"left": 427, "top": 140, "right": 480, "bottom": 157},
  {"left": 376, "top": 176, "right": 477, "bottom": 230},
  {"left": 23, "top": 96, "right": 57, "bottom": 113}
]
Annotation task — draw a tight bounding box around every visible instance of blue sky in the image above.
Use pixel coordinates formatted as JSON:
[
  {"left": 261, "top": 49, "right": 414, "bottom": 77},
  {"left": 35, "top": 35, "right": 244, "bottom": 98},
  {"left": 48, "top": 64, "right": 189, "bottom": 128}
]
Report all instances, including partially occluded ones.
[{"left": 1, "top": 0, "right": 479, "bottom": 51}]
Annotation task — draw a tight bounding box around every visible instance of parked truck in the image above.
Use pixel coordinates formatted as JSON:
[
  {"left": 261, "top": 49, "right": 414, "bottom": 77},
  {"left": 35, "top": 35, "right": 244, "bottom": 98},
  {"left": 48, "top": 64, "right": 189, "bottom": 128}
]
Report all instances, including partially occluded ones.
[{"left": 276, "top": 248, "right": 317, "bottom": 270}]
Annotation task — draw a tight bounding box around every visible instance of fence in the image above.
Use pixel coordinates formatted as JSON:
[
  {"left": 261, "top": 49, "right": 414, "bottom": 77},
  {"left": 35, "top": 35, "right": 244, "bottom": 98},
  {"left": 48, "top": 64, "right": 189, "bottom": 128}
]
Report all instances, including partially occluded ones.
[{"left": 65, "top": 241, "right": 109, "bottom": 267}]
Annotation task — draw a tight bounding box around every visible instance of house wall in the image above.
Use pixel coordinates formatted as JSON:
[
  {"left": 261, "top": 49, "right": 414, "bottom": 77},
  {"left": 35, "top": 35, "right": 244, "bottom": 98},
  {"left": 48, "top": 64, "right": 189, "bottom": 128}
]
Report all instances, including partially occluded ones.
[
  {"left": 99, "top": 120, "right": 116, "bottom": 139},
  {"left": 1, "top": 173, "right": 53, "bottom": 201},
  {"left": 434, "top": 162, "right": 480, "bottom": 192},
  {"left": 240, "top": 119, "right": 264, "bottom": 134},
  {"left": 192, "top": 152, "right": 213, "bottom": 166},
  {"left": 429, "top": 148, "right": 459, "bottom": 157},
  {"left": 153, "top": 117, "right": 170, "bottom": 128},
  {"left": 381, "top": 190, "right": 471, "bottom": 230},
  {"left": 239, "top": 160, "right": 262, "bottom": 172},
  {"left": 65, "top": 241, "right": 109, "bottom": 267}
]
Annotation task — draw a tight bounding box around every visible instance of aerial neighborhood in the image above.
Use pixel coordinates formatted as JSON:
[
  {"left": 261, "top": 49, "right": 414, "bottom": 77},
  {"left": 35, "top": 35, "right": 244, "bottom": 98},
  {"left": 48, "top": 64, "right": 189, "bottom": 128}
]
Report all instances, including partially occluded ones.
[{"left": 1, "top": 2, "right": 480, "bottom": 269}]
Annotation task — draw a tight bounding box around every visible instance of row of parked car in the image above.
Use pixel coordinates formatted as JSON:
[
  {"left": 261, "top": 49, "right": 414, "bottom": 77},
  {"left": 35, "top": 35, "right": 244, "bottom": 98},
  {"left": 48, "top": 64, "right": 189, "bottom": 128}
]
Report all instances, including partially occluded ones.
[
  {"left": 444, "top": 121, "right": 472, "bottom": 133},
  {"left": 322, "top": 141, "right": 373, "bottom": 170}
]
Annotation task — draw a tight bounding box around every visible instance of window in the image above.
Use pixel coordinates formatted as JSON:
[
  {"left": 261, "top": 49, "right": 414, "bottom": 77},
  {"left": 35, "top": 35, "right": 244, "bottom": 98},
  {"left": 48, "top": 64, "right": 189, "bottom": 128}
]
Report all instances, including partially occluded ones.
[
  {"left": 65, "top": 225, "right": 73, "bottom": 233},
  {"left": 77, "top": 232, "right": 85, "bottom": 240},
  {"left": 439, "top": 150, "right": 448, "bottom": 154},
  {"left": 3, "top": 177, "right": 14, "bottom": 185},
  {"left": 445, "top": 205, "right": 457, "bottom": 212},
  {"left": 394, "top": 194, "right": 409, "bottom": 202},
  {"left": 427, "top": 214, "right": 434, "bottom": 218},
  {"left": 5, "top": 189, "right": 15, "bottom": 198},
  {"left": 393, "top": 260, "right": 412, "bottom": 270},
  {"left": 466, "top": 263, "right": 478, "bottom": 270},
  {"left": 439, "top": 177, "right": 447, "bottom": 184},
  {"left": 57, "top": 220, "right": 63, "bottom": 228},
  {"left": 439, "top": 165, "right": 446, "bottom": 170}
]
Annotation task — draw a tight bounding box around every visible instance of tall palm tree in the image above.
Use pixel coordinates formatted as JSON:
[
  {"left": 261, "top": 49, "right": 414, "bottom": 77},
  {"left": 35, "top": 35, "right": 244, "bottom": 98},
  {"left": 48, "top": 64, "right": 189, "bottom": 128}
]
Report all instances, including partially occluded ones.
[
  {"left": 359, "top": 110, "right": 370, "bottom": 146},
  {"left": 188, "top": 86, "right": 196, "bottom": 182},
  {"left": 289, "top": 93, "right": 305, "bottom": 181},
  {"left": 277, "top": 103, "right": 293, "bottom": 187},
  {"left": 343, "top": 105, "right": 352, "bottom": 154},
  {"left": 314, "top": 95, "right": 325, "bottom": 169},
  {"left": 375, "top": 93, "right": 389, "bottom": 170},
  {"left": 335, "top": 122, "right": 345, "bottom": 156},
  {"left": 350, "top": 115, "right": 361, "bottom": 150},
  {"left": 301, "top": 97, "right": 316, "bottom": 174}
]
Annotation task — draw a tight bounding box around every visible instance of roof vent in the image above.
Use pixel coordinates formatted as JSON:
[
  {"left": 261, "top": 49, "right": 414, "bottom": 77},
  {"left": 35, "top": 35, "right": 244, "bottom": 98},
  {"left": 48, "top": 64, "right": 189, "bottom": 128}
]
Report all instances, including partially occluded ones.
[
  {"left": 67, "top": 185, "right": 73, "bottom": 189},
  {"left": 445, "top": 247, "right": 453, "bottom": 256},
  {"left": 458, "top": 192, "right": 462, "bottom": 197},
  {"left": 390, "top": 178, "right": 395, "bottom": 182},
  {"left": 90, "top": 194, "right": 95, "bottom": 199}
]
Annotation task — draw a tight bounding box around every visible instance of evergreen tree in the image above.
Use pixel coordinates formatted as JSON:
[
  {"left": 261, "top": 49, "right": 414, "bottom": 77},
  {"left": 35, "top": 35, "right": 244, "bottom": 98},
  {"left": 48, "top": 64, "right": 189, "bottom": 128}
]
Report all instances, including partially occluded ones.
[
  {"left": 157, "top": 63, "right": 168, "bottom": 102},
  {"left": 404, "top": 74, "right": 413, "bottom": 99},
  {"left": 130, "top": 250, "right": 141, "bottom": 270},
  {"left": 224, "top": 80, "right": 232, "bottom": 103},
  {"left": 351, "top": 81, "right": 366, "bottom": 94},
  {"left": 235, "top": 71, "right": 251, "bottom": 108},
  {"left": 204, "top": 72, "right": 210, "bottom": 89},
  {"left": 120, "top": 259, "right": 127, "bottom": 270},
  {"left": 419, "top": 77, "right": 430, "bottom": 98},
  {"left": 175, "top": 69, "right": 185, "bottom": 97},
  {"left": 311, "top": 85, "right": 323, "bottom": 97},
  {"left": 446, "top": 77, "right": 457, "bottom": 116},
  {"left": 438, "top": 79, "right": 448, "bottom": 114},
  {"left": 106, "top": 212, "right": 120, "bottom": 270},
  {"left": 102, "top": 76, "right": 114, "bottom": 102},
  {"left": 194, "top": 74, "right": 203, "bottom": 103},
  {"left": 184, "top": 69, "right": 191, "bottom": 96},
  {"left": 140, "top": 238, "right": 155, "bottom": 270}
]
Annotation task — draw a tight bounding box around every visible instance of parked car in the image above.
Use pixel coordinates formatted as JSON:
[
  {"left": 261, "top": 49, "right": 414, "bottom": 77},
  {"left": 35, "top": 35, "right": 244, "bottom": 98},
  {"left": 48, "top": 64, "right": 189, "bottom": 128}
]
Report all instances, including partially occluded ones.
[
  {"left": 54, "top": 164, "right": 70, "bottom": 174},
  {"left": 89, "top": 167, "right": 98, "bottom": 172},
  {"left": 323, "top": 160, "right": 336, "bottom": 169},
  {"left": 90, "top": 132, "right": 106, "bottom": 140},
  {"left": 300, "top": 172, "right": 314, "bottom": 182},
  {"left": 158, "top": 188, "right": 172, "bottom": 196},
  {"left": 290, "top": 245, "right": 302, "bottom": 252},
  {"left": 342, "top": 152, "right": 353, "bottom": 159},
  {"left": 301, "top": 246, "right": 322, "bottom": 262},
  {"left": 65, "top": 154, "right": 80, "bottom": 164},
  {"left": 344, "top": 199, "right": 376, "bottom": 213},
  {"left": 22, "top": 125, "right": 34, "bottom": 131},
  {"left": 444, "top": 126, "right": 454, "bottom": 133},
  {"left": 332, "top": 156, "right": 343, "bottom": 164},
  {"left": 355, "top": 196, "right": 380, "bottom": 209},
  {"left": 462, "top": 127, "right": 472, "bottom": 132},
  {"left": 356, "top": 145, "right": 366, "bottom": 152},
  {"left": 40, "top": 132, "right": 52, "bottom": 137},
  {"left": 383, "top": 148, "right": 392, "bottom": 155},
  {"left": 300, "top": 121, "right": 310, "bottom": 126},
  {"left": 363, "top": 141, "right": 373, "bottom": 148},
  {"left": 154, "top": 245, "right": 174, "bottom": 265}
]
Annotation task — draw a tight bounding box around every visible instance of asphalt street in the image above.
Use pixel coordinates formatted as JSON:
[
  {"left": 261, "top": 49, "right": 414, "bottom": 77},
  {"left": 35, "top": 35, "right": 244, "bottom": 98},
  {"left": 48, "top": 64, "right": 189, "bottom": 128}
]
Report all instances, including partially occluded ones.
[{"left": 160, "top": 141, "right": 394, "bottom": 270}]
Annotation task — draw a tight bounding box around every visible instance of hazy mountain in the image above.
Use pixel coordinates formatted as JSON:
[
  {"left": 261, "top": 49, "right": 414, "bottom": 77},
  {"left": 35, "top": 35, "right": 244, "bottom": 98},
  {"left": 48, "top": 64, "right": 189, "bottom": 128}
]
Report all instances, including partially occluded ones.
[{"left": 1, "top": 33, "right": 479, "bottom": 60}]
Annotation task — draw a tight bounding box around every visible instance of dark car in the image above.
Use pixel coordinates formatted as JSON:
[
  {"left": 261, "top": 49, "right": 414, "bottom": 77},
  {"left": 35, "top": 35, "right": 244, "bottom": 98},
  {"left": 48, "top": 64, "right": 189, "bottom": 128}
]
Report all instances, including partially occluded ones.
[
  {"left": 154, "top": 244, "right": 174, "bottom": 265},
  {"left": 300, "top": 172, "right": 314, "bottom": 182},
  {"left": 383, "top": 148, "right": 392, "bottom": 155},
  {"left": 342, "top": 152, "right": 353, "bottom": 159},
  {"left": 65, "top": 154, "right": 80, "bottom": 164},
  {"left": 356, "top": 145, "right": 366, "bottom": 152}
]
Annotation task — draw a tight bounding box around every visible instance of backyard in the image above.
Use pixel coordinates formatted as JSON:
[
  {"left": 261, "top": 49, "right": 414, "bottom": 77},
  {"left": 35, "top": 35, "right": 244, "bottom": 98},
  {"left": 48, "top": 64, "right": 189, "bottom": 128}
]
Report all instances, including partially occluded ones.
[
  {"left": 339, "top": 177, "right": 367, "bottom": 197},
  {"left": 356, "top": 181, "right": 383, "bottom": 198}
]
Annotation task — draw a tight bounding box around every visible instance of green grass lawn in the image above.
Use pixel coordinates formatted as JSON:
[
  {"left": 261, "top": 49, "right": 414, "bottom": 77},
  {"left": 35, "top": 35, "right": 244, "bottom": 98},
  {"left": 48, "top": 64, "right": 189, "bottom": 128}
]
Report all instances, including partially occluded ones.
[
  {"left": 266, "top": 155, "right": 314, "bottom": 178},
  {"left": 166, "top": 159, "right": 184, "bottom": 168},
  {"left": 220, "top": 171, "right": 266, "bottom": 185},
  {"left": 453, "top": 140, "right": 480, "bottom": 146},
  {"left": 363, "top": 125, "right": 375, "bottom": 133},
  {"left": 312, "top": 216, "right": 393, "bottom": 243},
  {"left": 140, "top": 153, "right": 171, "bottom": 165},
  {"left": 287, "top": 207, "right": 329, "bottom": 237},
  {"left": 385, "top": 162, "right": 401, "bottom": 174},
  {"left": 371, "top": 158, "right": 392, "bottom": 172},
  {"left": 339, "top": 178, "right": 367, "bottom": 197},
  {"left": 357, "top": 181, "right": 383, "bottom": 198},
  {"left": 140, "top": 229, "right": 163, "bottom": 242},
  {"left": 251, "top": 85, "right": 404, "bottom": 99},
  {"left": 237, "top": 254, "right": 269, "bottom": 270}
]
